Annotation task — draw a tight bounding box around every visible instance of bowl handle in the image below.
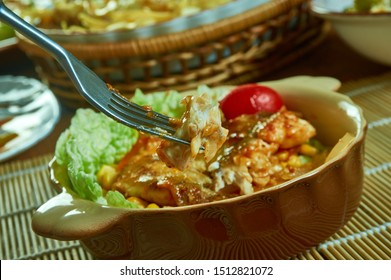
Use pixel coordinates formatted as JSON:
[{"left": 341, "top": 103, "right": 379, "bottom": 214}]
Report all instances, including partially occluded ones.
[
  {"left": 31, "top": 191, "right": 130, "bottom": 240},
  {"left": 261, "top": 75, "right": 341, "bottom": 91},
  {"left": 325, "top": 132, "right": 355, "bottom": 162}
]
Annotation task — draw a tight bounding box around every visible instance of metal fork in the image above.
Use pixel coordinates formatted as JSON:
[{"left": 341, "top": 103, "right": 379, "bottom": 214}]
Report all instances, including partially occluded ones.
[{"left": 0, "top": 1, "right": 190, "bottom": 146}]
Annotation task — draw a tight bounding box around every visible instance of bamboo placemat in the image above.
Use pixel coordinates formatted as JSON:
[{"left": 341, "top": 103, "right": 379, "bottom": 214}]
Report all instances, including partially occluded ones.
[{"left": 1, "top": 73, "right": 391, "bottom": 260}]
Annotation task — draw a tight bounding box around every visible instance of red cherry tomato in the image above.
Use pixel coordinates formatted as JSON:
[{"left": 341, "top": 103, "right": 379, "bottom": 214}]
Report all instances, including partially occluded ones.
[{"left": 220, "top": 84, "right": 284, "bottom": 120}]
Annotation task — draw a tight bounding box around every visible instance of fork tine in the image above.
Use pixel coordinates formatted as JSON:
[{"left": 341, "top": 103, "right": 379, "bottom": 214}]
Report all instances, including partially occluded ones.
[
  {"left": 106, "top": 92, "right": 193, "bottom": 147},
  {"left": 110, "top": 92, "right": 173, "bottom": 125},
  {"left": 108, "top": 91, "right": 177, "bottom": 134},
  {"left": 106, "top": 100, "right": 191, "bottom": 145},
  {"left": 105, "top": 107, "right": 191, "bottom": 146},
  {"left": 138, "top": 126, "right": 191, "bottom": 146}
]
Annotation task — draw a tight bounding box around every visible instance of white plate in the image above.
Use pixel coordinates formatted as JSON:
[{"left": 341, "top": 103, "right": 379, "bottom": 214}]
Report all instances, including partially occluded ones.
[{"left": 0, "top": 76, "right": 60, "bottom": 162}]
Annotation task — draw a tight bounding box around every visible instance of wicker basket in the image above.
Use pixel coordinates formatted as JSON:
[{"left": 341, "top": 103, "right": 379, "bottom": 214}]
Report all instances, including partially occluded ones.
[{"left": 17, "top": 0, "right": 327, "bottom": 108}]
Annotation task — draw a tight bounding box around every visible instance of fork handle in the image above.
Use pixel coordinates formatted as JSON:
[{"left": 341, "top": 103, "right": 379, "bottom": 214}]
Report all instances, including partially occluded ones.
[{"left": 0, "top": 1, "right": 68, "bottom": 64}]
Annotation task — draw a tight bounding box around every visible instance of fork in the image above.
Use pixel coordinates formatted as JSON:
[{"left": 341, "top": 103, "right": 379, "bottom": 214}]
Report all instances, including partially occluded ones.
[{"left": 0, "top": 1, "right": 190, "bottom": 146}]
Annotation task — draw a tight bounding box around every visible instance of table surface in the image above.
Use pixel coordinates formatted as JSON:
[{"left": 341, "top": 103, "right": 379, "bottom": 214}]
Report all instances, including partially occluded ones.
[{"left": 1, "top": 29, "right": 390, "bottom": 162}]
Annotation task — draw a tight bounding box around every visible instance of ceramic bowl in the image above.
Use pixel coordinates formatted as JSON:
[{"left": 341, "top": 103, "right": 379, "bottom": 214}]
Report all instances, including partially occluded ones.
[
  {"left": 32, "top": 76, "right": 367, "bottom": 259},
  {"left": 311, "top": 0, "right": 391, "bottom": 66}
]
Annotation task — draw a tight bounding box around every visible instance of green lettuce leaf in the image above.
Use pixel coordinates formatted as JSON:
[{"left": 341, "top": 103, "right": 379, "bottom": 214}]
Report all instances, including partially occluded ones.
[
  {"left": 55, "top": 109, "right": 138, "bottom": 204},
  {"left": 105, "top": 190, "right": 138, "bottom": 209},
  {"left": 131, "top": 89, "right": 186, "bottom": 118}
]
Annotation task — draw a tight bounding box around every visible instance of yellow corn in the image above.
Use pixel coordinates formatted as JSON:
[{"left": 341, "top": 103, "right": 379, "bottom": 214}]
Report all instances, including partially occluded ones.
[
  {"left": 127, "top": 197, "right": 148, "bottom": 208},
  {"left": 97, "top": 165, "right": 118, "bottom": 190},
  {"left": 277, "top": 151, "right": 290, "bottom": 161},
  {"left": 300, "top": 144, "right": 318, "bottom": 156},
  {"left": 147, "top": 203, "right": 160, "bottom": 209},
  {"left": 288, "top": 155, "right": 302, "bottom": 168}
]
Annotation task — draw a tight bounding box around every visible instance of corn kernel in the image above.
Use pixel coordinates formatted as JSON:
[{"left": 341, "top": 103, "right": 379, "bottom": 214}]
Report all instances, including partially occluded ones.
[
  {"left": 277, "top": 151, "right": 289, "bottom": 161},
  {"left": 147, "top": 203, "right": 160, "bottom": 209},
  {"left": 127, "top": 197, "right": 148, "bottom": 208},
  {"left": 288, "top": 155, "right": 302, "bottom": 168},
  {"left": 300, "top": 144, "right": 318, "bottom": 156},
  {"left": 97, "top": 165, "right": 118, "bottom": 190}
]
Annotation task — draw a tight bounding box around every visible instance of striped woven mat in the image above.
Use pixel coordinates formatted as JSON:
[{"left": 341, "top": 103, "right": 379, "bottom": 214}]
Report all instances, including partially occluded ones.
[{"left": 1, "top": 73, "right": 390, "bottom": 260}]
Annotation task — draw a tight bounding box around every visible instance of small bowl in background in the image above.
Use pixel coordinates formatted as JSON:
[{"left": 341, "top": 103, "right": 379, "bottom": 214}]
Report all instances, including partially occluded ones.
[
  {"left": 311, "top": 0, "right": 391, "bottom": 66},
  {"left": 31, "top": 76, "right": 367, "bottom": 259}
]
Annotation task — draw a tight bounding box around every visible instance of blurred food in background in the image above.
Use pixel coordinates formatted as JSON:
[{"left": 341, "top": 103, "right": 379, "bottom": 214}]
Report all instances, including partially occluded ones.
[
  {"left": 7, "top": 0, "right": 327, "bottom": 108},
  {"left": 0, "top": 21, "right": 15, "bottom": 40},
  {"left": 4, "top": 0, "right": 233, "bottom": 33},
  {"left": 346, "top": 0, "right": 391, "bottom": 12}
]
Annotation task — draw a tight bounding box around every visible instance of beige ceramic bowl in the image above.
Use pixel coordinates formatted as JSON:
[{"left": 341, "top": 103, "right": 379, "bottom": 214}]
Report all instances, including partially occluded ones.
[
  {"left": 311, "top": 0, "right": 391, "bottom": 66},
  {"left": 32, "top": 76, "right": 367, "bottom": 259}
]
